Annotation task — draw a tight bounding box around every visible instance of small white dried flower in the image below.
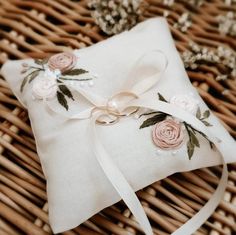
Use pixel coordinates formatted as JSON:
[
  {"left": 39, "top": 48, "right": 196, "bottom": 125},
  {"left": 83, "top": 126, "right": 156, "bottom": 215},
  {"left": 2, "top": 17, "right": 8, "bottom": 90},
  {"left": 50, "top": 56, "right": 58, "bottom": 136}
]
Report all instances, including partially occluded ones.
[
  {"left": 174, "top": 13, "right": 192, "bottom": 33},
  {"left": 217, "top": 11, "right": 236, "bottom": 36},
  {"left": 163, "top": 0, "right": 174, "bottom": 6},
  {"left": 163, "top": 10, "right": 170, "bottom": 17},
  {"left": 181, "top": 42, "right": 236, "bottom": 81},
  {"left": 216, "top": 75, "right": 227, "bottom": 81},
  {"left": 188, "top": 0, "right": 204, "bottom": 6}
]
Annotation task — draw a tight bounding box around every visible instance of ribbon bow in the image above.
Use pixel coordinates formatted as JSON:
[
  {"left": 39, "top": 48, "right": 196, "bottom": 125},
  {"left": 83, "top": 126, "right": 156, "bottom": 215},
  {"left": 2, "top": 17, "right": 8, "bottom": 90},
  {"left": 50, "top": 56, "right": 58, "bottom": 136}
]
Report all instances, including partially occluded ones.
[{"left": 45, "top": 51, "right": 228, "bottom": 235}]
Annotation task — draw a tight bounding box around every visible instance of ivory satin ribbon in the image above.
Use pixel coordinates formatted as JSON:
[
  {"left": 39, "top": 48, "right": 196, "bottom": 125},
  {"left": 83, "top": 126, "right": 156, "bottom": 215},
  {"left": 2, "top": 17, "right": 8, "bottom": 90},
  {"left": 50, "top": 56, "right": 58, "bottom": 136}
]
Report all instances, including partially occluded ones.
[{"left": 44, "top": 51, "right": 228, "bottom": 235}]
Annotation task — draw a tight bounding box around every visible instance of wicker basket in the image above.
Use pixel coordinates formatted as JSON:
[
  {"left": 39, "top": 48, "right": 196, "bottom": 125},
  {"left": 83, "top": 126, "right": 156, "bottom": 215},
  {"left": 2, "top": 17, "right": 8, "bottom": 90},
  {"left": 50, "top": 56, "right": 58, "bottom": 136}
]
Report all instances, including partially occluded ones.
[{"left": 0, "top": 0, "right": 236, "bottom": 234}]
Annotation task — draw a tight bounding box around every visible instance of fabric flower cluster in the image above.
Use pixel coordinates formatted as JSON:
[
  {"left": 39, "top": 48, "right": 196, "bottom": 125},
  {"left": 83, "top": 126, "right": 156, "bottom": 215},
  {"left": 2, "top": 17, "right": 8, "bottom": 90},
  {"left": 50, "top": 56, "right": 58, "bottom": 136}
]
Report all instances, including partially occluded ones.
[
  {"left": 20, "top": 52, "right": 92, "bottom": 110},
  {"left": 140, "top": 93, "right": 213, "bottom": 159}
]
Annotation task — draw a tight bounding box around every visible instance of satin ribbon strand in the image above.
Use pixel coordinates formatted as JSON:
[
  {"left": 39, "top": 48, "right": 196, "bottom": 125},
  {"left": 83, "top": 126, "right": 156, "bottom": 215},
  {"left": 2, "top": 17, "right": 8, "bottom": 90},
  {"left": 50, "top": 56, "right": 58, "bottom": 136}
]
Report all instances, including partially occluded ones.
[
  {"left": 173, "top": 155, "right": 228, "bottom": 235},
  {"left": 90, "top": 110, "right": 153, "bottom": 235},
  {"left": 42, "top": 51, "right": 228, "bottom": 235}
]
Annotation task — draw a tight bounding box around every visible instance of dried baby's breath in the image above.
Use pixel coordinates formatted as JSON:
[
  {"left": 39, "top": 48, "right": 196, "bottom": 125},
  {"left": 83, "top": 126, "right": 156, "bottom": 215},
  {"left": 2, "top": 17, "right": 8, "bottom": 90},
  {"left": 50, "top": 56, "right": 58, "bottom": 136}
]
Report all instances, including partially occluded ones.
[
  {"left": 217, "top": 11, "right": 236, "bottom": 36},
  {"left": 88, "top": 0, "right": 146, "bottom": 35},
  {"left": 181, "top": 42, "right": 236, "bottom": 80}
]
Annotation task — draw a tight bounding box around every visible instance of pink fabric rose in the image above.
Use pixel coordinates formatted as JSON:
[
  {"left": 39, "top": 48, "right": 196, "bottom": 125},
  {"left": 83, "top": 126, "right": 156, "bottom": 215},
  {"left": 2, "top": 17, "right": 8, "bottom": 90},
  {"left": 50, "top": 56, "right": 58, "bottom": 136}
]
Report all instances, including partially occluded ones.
[
  {"left": 48, "top": 52, "right": 77, "bottom": 72},
  {"left": 152, "top": 119, "right": 184, "bottom": 150}
]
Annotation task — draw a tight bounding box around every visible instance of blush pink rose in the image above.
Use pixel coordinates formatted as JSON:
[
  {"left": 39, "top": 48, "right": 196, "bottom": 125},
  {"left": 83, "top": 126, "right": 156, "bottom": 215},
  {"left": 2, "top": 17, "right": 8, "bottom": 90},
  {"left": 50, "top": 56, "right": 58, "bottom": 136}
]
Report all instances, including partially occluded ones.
[
  {"left": 48, "top": 52, "right": 77, "bottom": 72},
  {"left": 152, "top": 119, "right": 184, "bottom": 150}
]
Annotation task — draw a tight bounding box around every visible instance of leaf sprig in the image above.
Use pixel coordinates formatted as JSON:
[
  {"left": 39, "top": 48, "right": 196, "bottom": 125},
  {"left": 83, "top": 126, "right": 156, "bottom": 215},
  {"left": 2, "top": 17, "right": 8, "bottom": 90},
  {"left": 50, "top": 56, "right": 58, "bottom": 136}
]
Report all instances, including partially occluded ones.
[
  {"left": 54, "top": 68, "right": 89, "bottom": 110},
  {"left": 196, "top": 107, "right": 212, "bottom": 127},
  {"left": 20, "top": 59, "right": 46, "bottom": 92}
]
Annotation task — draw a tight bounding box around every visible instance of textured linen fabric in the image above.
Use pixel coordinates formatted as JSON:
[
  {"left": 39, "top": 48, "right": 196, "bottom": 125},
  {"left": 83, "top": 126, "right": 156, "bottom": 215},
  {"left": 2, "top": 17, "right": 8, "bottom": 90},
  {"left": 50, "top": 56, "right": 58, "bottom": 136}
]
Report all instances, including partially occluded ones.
[{"left": 1, "top": 18, "right": 236, "bottom": 233}]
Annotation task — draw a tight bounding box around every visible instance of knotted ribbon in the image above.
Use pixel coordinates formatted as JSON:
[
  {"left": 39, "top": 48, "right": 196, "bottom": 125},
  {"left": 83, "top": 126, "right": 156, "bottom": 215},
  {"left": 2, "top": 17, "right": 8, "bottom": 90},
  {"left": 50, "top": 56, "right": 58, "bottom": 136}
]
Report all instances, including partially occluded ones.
[{"left": 45, "top": 51, "right": 228, "bottom": 235}]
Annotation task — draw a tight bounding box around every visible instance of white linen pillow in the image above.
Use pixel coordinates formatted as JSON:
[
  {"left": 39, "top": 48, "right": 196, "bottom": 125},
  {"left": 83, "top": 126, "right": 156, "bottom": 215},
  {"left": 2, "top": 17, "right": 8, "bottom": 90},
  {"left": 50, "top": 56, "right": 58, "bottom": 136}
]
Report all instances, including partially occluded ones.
[{"left": 1, "top": 17, "right": 236, "bottom": 234}]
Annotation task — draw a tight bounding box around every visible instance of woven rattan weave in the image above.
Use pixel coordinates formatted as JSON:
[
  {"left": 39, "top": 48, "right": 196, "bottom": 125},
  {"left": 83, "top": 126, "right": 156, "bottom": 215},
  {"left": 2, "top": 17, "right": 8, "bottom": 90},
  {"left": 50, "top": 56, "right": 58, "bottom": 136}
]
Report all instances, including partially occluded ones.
[{"left": 0, "top": 0, "right": 236, "bottom": 234}]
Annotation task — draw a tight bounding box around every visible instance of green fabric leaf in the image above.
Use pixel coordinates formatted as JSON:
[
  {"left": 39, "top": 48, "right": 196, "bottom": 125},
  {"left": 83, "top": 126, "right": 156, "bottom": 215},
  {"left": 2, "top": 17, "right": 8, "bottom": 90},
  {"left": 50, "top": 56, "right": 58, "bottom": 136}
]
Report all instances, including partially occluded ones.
[
  {"left": 57, "top": 79, "right": 63, "bottom": 83},
  {"left": 59, "top": 77, "right": 91, "bottom": 81},
  {"left": 139, "top": 111, "right": 159, "bottom": 118},
  {"left": 20, "top": 76, "right": 29, "bottom": 92},
  {"left": 189, "top": 131, "right": 200, "bottom": 147},
  {"left": 34, "top": 58, "right": 48, "bottom": 65},
  {"left": 59, "top": 85, "right": 74, "bottom": 100},
  {"left": 187, "top": 140, "right": 194, "bottom": 160},
  {"left": 21, "top": 69, "right": 41, "bottom": 92},
  {"left": 203, "top": 110, "right": 210, "bottom": 119},
  {"left": 201, "top": 120, "right": 213, "bottom": 127},
  {"left": 28, "top": 70, "right": 40, "bottom": 83},
  {"left": 158, "top": 93, "right": 168, "bottom": 102},
  {"left": 57, "top": 91, "right": 68, "bottom": 110},
  {"left": 196, "top": 107, "right": 201, "bottom": 119},
  {"left": 140, "top": 113, "right": 167, "bottom": 129},
  {"left": 209, "top": 141, "right": 214, "bottom": 149},
  {"left": 62, "top": 68, "right": 88, "bottom": 76}
]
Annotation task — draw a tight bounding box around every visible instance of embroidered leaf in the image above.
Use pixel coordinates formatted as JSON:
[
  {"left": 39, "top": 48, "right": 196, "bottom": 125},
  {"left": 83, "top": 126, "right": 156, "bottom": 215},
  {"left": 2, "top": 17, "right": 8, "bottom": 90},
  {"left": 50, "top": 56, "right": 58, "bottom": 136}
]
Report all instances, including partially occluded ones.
[
  {"left": 34, "top": 58, "right": 48, "bottom": 65},
  {"left": 28, "top": 70, "right": 40, "bottom": 83},
  {"left": 158, "top": 93, "right": 168, "bottom": 102},
  {"left": 62, "top": 68, "right": 88, "bottom": 76},
  {"left": 21, "top": 69, "right": 27, "bottom": 74},
  {"left": 20, "top": 76, "right": 29, "bottom": 92},
  {"left": 201, "top": 120, "right": 213, "bottom": 127},
  {"left": 139, "top": 111, "right": 159, "bottom": 118},
  {"left": 209, "top": 141, "right": 214, "bottom": 149},
  {"left": 57, "top": 91, "right": 68, "bottom": 110},
  {"left": 203, "top": 110, "right": 210, "bottom": 119},
  {"left": 196, "top": 107, "right": 201, "bottom": 119},
  {"left": 140, "top": 113, "right": 167, "bottom": 129},
  {"left": 56, "top": 79, "right": 63, "bottom": 84},
  {"left": 187, "top": 123, "right": 215, "bottom": 151},
  {"left": 189, "top": 131, "right": 200, "bottom": 147},
  {"left": 187, "top": 140, "right": 194, "bottom": 160},
  {"left": 59, "top": 85, "right": 74, "bottom": 100},
  {"left": 60, "top": 77, "right": 92, "bottom": 81}
]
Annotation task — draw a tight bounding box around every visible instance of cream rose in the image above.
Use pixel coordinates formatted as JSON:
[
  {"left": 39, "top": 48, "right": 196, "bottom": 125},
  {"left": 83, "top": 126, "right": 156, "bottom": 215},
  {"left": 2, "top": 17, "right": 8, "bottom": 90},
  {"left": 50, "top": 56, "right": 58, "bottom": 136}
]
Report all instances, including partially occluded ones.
[
  {"left": 152, "top": 119, "right": 184, "bottom": 150},
  {"left": 48, "top": 52, "right": 77, "bottom": 72},
  {"left": 170, "top": 94, "right": 199, "bottom": 115},
  {"left": 32, "top": 78, "right": 57, "bottom": 100}
]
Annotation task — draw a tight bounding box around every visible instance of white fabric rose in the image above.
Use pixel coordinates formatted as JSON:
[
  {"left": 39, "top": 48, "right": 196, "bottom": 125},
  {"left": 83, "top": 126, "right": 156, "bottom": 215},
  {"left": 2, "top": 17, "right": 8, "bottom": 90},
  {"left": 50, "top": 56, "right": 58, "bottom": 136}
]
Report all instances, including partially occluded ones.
[
  {"left": 44, "top": 68, "right": 61, "bottom": 79},
  {"left": 32, "top": 77, "right": 57, "bottom": 100},
  {"left": 170, "top": 94, "right": 199, "bottom": 115}
]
